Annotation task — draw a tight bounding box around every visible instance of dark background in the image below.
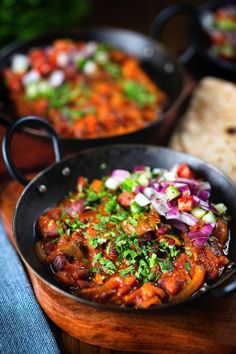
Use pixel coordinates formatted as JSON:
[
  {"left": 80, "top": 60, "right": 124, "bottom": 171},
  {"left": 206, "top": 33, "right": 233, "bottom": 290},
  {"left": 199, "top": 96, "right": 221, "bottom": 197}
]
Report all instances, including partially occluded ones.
[{"left": 0, "top": 0, "right": 205, "bottom": 56}]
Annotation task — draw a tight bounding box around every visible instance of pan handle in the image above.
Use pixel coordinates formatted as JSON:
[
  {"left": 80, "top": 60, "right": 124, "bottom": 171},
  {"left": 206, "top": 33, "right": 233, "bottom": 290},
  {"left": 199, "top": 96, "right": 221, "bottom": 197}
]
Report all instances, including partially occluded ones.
[
  {"left": 150, "top": 4, "right": 199, "bottom": 65},
  {"left": 2, "top": 116, "right": 62, "bottom": 186}
]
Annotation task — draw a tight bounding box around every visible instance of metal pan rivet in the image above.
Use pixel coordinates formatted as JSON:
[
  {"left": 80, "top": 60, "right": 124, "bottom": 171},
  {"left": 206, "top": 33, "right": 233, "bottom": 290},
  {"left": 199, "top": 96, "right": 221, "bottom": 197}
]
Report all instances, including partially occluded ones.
[
  {"left": 143, "top": 47, "right": 154, "bottom": 58},
  {"left": 164, "top": 62, "right": 174, "bottom": 73},
  {"left": 62, "top": 167, "right": 71, "bottom": 176},
  {"left": 38, "top": 184, "right": 47, "bottom": 193}
]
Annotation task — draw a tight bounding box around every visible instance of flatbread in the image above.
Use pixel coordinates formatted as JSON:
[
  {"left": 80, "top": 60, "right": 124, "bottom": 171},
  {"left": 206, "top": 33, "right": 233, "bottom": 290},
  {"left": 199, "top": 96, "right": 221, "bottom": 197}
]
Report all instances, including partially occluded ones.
[{"left": 169, "top": 77, "right": 236, "bottom": 182}]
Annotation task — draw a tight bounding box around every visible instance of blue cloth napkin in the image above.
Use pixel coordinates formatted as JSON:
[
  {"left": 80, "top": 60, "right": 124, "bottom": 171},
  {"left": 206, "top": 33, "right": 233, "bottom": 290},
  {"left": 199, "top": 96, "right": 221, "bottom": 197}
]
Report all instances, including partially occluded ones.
[{"left": 0, "top": 220, "right": 60, "bottom": 354}]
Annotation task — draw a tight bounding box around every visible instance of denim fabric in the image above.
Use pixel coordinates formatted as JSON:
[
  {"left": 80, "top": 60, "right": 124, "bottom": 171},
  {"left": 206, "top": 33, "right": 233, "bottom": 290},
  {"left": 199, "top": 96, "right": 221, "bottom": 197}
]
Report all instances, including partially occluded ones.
[{"left": 0, "top": 221, "right": 60, "bottom": 354}]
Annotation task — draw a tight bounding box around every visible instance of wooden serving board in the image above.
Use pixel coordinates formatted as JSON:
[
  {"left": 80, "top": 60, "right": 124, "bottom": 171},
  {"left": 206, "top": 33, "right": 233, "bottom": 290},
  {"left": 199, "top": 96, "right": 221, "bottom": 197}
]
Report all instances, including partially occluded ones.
[{"left": 1, "top": 179, "right": 236, "bottom": 354}]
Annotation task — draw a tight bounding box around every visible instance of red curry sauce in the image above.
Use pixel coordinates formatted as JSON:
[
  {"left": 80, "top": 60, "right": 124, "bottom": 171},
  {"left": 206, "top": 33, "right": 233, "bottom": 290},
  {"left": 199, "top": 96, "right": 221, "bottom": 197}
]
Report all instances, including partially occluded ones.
[
  {"left": 35, "top": 164, "right": 230, "bottom": 308},
  {"left": 3, "top": 39, "right": 166, "bottom": 139}
]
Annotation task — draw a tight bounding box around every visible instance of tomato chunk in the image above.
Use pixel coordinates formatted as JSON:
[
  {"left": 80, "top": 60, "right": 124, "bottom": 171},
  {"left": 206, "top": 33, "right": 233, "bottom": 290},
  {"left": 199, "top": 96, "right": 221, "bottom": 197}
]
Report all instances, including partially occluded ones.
[
  {"left": 177, "top": 163, "right": 195, "bottom": 179},
  {"left": 178, "top": 196, "right": 194, "bottom": 211},
  {"left": 118, "top": 191, "right": 134, "bottom": 207}
]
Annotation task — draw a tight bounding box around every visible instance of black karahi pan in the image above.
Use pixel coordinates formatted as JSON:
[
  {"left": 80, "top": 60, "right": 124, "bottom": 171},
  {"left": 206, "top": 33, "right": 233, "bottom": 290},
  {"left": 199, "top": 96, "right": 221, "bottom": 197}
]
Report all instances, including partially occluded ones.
[
  {"left": 0, "top": 26, "right": 185, "bottom": 149},
  {"left": 2, "top": 116, "right": 236, "bottom": 314}
]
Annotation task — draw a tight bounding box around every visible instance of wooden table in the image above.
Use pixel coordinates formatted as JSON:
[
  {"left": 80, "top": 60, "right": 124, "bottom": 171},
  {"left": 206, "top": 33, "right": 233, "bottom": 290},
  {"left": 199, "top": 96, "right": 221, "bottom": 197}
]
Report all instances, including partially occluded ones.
[{"left": 1, "top": 94, "right": 236, "bottom": 354}]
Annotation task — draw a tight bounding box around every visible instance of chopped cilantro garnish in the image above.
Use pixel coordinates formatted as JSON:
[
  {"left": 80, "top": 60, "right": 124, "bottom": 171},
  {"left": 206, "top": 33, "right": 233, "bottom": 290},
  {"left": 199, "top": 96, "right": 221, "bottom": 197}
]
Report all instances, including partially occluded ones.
[
  {"left": 127, "top": 217, "right": 139, "bottom": 227},
  {"left": 184, "top": 262, "right": 191, "bottom": 271},
  {"left": 98, "top": 215, "right": 110, "bottom": 224},
  {"left": 93, "top": 252, "right": 103, "bottom": 264},
  {"left": 119, "top": 266, "right": 135, "bottom": 277},
  {"left": 185, "top": 247, "right": 193, "bottom": 258},
  {"left": 137, "top": 259, "right": 150, "bottom": 279},
  {"left": 121, "top": 178, "right": 135, "bottom": 192},
  {"left": 110, "top": 211, "right": 128, "bottom": 222},
  {"left": 89, "top": 235, "right": 107, "bottom": 248},
  {"left": 159, "top": 261, "right": 174, "bottom": 273},
  {"left": 86, "top": 189, "right": 103, "bottom": 203},
  {"left": 51, "top": 237, "right": 60, "bottom": 244},
  {"left": 149, "top": 253, "right": 158, "bottom": 268},
  {"left": 100, "top": 258, "right": 117, "bottom": 275},
  {"left": 93, "top": 224, "right": 107, "bottom": 232},
  {"left": 130, "top": 201, "right": 143, "bottom": 215},
  {"left": 89, "top": 267, "right": 99, "bottom": 274},
  {"left": 105, "top": 195, "right": 119, "bottom": 214},
  {"left": 123, "top": 80, "right": 156, "bottom": 108}
]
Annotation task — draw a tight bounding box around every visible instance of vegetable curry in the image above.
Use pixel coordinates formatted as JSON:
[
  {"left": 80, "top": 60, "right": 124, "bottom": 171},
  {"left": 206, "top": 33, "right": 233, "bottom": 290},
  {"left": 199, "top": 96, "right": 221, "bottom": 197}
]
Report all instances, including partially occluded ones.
[
  {"left": 3, "top": 39, "right": 166, "bottom": 139},
  {"left": 35, "top": 164, "right": 230, "bottom": 308}
]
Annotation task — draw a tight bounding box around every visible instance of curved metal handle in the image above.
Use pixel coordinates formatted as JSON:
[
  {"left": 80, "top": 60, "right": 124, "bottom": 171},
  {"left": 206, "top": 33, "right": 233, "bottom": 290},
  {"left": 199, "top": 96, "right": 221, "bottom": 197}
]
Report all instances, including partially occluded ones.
[
  {"left": 150, "top": 4, "right": 199, "bottom": 65},
  {"left": 2, "top": 116, "right": 62, "bottom": 186}
]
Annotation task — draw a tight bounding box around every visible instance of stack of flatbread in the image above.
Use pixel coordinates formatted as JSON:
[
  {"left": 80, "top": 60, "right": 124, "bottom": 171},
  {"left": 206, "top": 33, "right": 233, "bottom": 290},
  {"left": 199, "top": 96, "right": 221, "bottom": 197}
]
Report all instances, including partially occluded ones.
[{"left": 169, "top": 76, "right": 236, "bottom": 182}]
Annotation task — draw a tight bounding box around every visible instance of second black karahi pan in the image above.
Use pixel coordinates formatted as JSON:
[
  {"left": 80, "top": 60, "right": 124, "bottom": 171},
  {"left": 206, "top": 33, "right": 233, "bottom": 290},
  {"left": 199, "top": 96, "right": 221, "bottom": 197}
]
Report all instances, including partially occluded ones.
[
  {"left": 2, "top": 116, "right": 236, "bottom": 313},
  {"left": 0, "top": 26, "right": 185, "bottom": 149}
]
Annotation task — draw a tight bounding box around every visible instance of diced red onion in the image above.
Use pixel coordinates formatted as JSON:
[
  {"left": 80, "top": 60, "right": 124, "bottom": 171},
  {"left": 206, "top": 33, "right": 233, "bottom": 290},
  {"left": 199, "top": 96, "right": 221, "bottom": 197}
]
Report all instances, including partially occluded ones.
[
  {"left": 111, "top": 169, "right": 130, "bottom": 181},
  {"left": 134, "top": 165, "right": 145, "bottom": 172},
  {"left": 143, "top": 187, "right": 155, "bottom": 199},
  {"left": 150, "top": 197, "right": 169, "bottom": 216},
  {"left": 169, "top": 220, "right": 188, "bottom": 232},
  {"left": 149, "top": 181, "right": 161, "bottom": 192},
  {"left": 179, "top": 212, "right": 198, "bottom": 226},
  {"left": 192, "top": 237, "right": 208, "bottom": 248},
  {"left": 134, "top": 193, "right": 150, "bottom": 207},
  {"left": 178, "top": 184, "right": 191, "bottom": 196},
  {"left": 174, "top": 178, "right": 200, "bottom": 188},
  {"left": 135, "top": 185, "right": 144, "bottom": 194},
  {"left": 197, "top": 189, "right": 210, "bottom": 201},
  {"left": 105, "top": 177, "right": 121, "bottom": 190},
  {"left": 48, "top": 70, "right": 65, "bottom": 87},
  {"left": 188, "top": 223, "right": 215, "bottom": 247},
  {"left": 166, "top": 207, "right": 180, "bottom": 219},
  {"left": 193, "top": 196, "right": 218, "bottom": 213}
]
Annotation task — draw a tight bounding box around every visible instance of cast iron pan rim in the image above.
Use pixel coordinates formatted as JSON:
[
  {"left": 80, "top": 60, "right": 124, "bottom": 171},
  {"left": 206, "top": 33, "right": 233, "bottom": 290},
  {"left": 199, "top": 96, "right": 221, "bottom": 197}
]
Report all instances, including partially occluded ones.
[
  {"left": 13, "top": 144, "right": 236, "bottom": 313},
  {"left": 0, "top": 27, "right": 186, "bottom": 142}
]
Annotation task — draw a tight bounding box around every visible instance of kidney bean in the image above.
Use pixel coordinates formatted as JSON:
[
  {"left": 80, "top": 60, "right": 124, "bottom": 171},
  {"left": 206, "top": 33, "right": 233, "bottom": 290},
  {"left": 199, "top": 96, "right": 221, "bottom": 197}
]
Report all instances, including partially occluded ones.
[
  {"left": 109, "top": 248, "right": 118, "bottom": 260},
  {"left": 52, "top": 254, "right": 67, "bottom": 272},
  {"left": 138, "top": 232, "right": 152, "bottom": 247},
  {"left": 72, "top": 269, "right": 90, "bottom": 281},
  {"left": 157, "top": 226, "right": 170, "bottom": 236},
  {"left": 65, "top": 199, "right": 84, "bottom": 217}
]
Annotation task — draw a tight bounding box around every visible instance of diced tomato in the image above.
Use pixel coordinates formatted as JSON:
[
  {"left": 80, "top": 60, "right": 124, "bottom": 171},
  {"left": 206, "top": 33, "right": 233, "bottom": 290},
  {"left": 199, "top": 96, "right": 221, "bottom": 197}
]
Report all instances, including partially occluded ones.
[
  {"left": 29, "top": 49, "right": 45, "bottom": 63},
  {"left": 178, "top": 196, "right": 194, "bottom": 211},
  {"left": 3, "top": 69, "right": 22, "bottom": 91},
  {"left": 54, "top": 39, "right": 73, "bottom": 52},
  {"left": 177, "top": 163, "right": 195, "bottom": 179},
  {"left": 33, "top": 59, "right": 53, "bottom": 75},
  {"left": 91, "top": 179, "right": 103, "bottom": 193},
  {"left": 118, "top": 191, "right": 134, "bottom": 207},
  {"left": 77, "top": 176, "right": 87, "bottom": 191}
]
